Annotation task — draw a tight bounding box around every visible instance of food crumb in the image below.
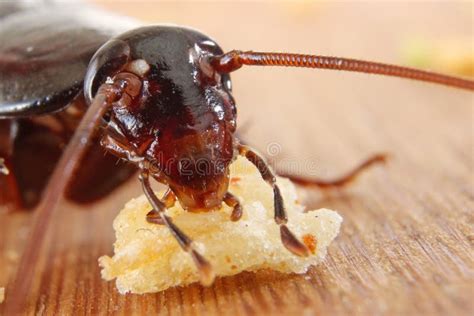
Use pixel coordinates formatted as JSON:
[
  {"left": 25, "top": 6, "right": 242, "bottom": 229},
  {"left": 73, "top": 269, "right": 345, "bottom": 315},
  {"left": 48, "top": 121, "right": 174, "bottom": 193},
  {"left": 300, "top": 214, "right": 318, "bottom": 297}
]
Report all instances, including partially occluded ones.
[{"left": 99, "top": 156, "right": 342, "bottom": 294}]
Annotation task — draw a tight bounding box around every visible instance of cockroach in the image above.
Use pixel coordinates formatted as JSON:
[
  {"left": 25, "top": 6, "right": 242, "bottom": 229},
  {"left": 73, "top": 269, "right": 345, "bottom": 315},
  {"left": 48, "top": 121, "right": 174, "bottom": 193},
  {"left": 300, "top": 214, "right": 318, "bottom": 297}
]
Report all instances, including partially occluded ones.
[{"left": 1, "top": 2, "right": 472, "bottom": 311}]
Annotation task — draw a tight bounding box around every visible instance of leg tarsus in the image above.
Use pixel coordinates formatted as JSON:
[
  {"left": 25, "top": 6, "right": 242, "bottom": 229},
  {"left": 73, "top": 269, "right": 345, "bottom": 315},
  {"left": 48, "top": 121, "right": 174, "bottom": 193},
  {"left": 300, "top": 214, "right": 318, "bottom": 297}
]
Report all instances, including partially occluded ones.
[
  {"left": 238, "top": 144, "right": 310, "bottom": 257},
  {"left": 280, "top": 225, "right": 310, "bottom": 257},
  {"left": 190, "top": 249, "right": 214, "bottom": 286},
  {"left": 146, "top": 189, "right": 176, "bottom": 225},
  {"left": 224, "top": 192, "right": 243, "bottom": 221},
  {"left": 161, "top": 189, "right": 177, "bottom": 208},
  {"left": 139, "top": 172, "right": 215, "bottom": 285},
  {"left": 273, "top": 186, "right": 287, "bottom": 224},
  {"left": 146, "top": 210, "right": 165, "bottom": 225},
  {"left": 274, "top": 184, "right": 309, "bottom": 257},
  {"left": 278, "top": 153, "right": 388, "bottom": 188}
]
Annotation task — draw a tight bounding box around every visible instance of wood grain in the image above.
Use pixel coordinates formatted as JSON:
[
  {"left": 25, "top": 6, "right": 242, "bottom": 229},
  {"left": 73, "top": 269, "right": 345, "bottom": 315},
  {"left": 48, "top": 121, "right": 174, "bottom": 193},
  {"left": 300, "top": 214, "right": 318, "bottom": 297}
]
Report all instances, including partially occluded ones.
[{"left": 1, "top": 1, "right": 473, "bottom": 315}]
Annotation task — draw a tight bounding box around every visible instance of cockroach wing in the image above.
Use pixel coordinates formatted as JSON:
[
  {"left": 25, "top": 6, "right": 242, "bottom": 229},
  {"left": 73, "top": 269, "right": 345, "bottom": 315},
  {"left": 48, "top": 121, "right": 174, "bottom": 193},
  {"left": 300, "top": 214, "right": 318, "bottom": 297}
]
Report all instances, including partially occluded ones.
[{"left": 0, "top": 5, "right": 140, "bottom": 118}]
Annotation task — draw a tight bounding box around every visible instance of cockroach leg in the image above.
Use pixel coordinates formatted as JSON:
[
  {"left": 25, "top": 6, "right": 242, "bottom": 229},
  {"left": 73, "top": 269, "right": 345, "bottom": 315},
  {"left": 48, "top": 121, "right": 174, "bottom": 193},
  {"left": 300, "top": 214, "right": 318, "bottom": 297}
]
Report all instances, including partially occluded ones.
[
  {"left": 27, "top": 96, "right": 88, "bottom": 140},
  {"left": 146, "top": 189, "right": 176, "bottom": 225},
  {"left": 145, "top": 209, "right": 165, "bottom": 225},
  {"left": 28, "top": 115, "right": 65, "bottom": 136},
  {"left": 102, "top": 129, "right": 169, "bottom": 225},
  {"left": 102, "top": 126, "right": 175, "bottom": 227},
  {"left": 102, "top": 133, "right": 169, "bottom": 226},
  {"left": 139, "top": 171, "right": 215, "bottom": 286},
  {"left": 224, "top": 192, "right": 243, "bottom": 221},
  {"left": 238, "top": 144, "right": 310, "bottom": 257},
  {"left": 101, "top": 129, "right": 143, "bottom": 164},
  {"left": 278, "top": 153, "right": 387, "bottom": 188},
  {"left": 161, "top": 189, "right": 177, "bottom": 208}
]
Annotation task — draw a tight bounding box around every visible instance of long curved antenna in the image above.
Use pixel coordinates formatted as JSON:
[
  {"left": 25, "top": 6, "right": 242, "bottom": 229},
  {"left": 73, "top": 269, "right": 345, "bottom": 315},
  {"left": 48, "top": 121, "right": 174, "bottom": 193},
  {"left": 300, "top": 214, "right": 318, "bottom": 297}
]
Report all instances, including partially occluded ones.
[
  {"left": 210, "top": 50, "right": 474, "bottom": 90},
  {"left": 4, "top": 83, "right": 123, "bottom": 314}
]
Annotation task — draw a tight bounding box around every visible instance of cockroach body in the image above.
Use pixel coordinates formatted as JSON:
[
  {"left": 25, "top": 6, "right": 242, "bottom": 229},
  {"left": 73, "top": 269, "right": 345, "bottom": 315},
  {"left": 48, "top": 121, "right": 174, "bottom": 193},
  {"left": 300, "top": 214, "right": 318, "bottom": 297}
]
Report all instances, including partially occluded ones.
[
  {"left": 1, "top": 4, "right": 472, "bottom": 308},
  {"left": 0, "top": 6, "right": 139, "bottom": 209}
]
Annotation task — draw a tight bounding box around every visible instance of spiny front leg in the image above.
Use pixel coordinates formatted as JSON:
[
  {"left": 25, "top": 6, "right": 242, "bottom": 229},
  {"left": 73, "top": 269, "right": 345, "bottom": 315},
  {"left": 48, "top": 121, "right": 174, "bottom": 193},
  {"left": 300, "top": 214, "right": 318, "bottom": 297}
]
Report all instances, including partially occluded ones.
[
  {"left": 238, "top": 144, "right": 310, "bottom": 257},
  {"left": 139, "top": 171, "right": 215, "bottom": 286},
  {"left": 224, "top": 192, "right": 243, "bottom": 221}
]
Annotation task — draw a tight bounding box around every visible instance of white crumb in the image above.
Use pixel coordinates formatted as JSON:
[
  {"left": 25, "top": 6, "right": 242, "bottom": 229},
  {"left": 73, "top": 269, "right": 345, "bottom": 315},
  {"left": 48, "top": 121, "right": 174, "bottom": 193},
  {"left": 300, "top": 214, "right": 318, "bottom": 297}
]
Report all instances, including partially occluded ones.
[{"left": 99, "top": 156, "right": 342, "bottom": 294}]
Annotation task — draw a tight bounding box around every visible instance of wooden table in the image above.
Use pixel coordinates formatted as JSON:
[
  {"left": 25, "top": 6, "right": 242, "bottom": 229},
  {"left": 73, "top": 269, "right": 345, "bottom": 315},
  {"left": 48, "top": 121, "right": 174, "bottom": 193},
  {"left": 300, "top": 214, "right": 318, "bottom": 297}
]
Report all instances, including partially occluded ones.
[{"left": 1, "top": 1, "right": 472, "bottom": 315}]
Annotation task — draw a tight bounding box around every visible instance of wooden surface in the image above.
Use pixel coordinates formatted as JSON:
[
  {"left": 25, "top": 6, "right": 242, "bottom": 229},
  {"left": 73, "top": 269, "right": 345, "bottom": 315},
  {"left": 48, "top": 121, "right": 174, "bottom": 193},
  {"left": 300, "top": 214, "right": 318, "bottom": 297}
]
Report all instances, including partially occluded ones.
[{"left": 1, "top": 1, "right": 473, "bottom": 315}]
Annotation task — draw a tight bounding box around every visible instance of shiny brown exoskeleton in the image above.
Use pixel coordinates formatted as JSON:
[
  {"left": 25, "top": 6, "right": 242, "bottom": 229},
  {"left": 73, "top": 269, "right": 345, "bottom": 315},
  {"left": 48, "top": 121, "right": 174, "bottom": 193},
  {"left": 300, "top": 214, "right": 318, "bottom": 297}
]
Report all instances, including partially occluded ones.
[
  {"left": 1, "top": 4, "right": 473, "bottom": 311},
  {"left": 0, "top": 5, "right": 139, "bottom": 209}
]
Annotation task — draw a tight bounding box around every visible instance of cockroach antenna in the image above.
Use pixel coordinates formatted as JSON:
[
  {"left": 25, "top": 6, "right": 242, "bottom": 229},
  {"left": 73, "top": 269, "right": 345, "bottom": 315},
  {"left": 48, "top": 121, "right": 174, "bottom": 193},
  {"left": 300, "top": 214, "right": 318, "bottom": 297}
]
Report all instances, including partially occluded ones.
[{"left": 210, "top": 51, "right": 474, "bottom": 90}]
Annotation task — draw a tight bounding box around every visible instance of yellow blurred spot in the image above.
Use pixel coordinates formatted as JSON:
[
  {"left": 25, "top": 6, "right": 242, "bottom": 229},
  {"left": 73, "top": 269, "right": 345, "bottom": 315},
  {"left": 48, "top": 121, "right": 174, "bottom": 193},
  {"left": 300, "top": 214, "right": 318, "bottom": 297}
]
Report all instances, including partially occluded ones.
[{"left": 402, "top": 38, "right": 474, "bottom": 77}]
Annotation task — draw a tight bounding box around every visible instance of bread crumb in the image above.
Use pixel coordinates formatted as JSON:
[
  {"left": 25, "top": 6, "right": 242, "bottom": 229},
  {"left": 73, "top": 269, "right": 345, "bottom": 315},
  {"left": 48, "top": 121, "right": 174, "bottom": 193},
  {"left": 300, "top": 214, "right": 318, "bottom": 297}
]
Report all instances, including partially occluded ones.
[
  {"left": 99, "top": 156, "right": 342, "bottom": 294},
  {"left": 0, "top": 287, "right": 5, "bottom": 304}
]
